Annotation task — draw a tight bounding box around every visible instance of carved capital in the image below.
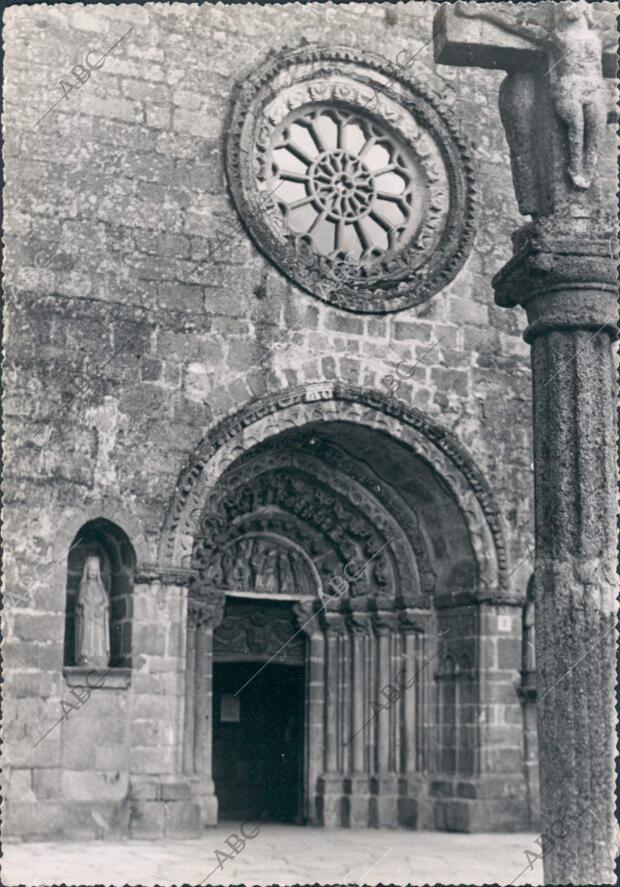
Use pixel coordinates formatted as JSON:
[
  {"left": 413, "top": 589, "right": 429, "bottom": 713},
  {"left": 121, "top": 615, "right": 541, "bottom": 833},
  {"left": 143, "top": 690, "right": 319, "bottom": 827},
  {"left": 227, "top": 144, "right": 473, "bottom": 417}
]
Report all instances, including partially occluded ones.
[
  {"left": 322, "top": 611, "right": 346, "bottom": 636},
  {"left": 188, "top": 584, "right": 225, "bottom": 629},
  {"left": 398, "top": 608, "right": 426, "bottom": 634},
  {"left": 373, "top": 610, "right": 398, "bottom": 636},
  {"left": 292, "top": 599, "right": 322, "bottom": 636},
  {"left": 348, "top": 611, "right": 372, "bottom": 635},
  {"left": 493, "top": 219, "right": 618, "bottom": 340}
]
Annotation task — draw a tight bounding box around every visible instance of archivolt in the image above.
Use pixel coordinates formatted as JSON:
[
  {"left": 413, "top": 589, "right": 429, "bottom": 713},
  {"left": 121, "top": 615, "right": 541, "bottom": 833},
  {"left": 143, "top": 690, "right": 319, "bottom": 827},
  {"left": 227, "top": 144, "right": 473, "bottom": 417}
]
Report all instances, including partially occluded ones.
[{"left": 159, "top": 383, "right": 510, "bottom": 596}]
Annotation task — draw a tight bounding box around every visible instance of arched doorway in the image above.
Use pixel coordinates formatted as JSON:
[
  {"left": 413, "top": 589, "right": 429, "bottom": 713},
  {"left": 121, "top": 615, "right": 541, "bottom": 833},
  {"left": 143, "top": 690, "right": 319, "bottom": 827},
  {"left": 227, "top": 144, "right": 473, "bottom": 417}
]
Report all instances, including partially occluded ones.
[{"left": 167, "top": 385, "right": 527, "bottom": 831}]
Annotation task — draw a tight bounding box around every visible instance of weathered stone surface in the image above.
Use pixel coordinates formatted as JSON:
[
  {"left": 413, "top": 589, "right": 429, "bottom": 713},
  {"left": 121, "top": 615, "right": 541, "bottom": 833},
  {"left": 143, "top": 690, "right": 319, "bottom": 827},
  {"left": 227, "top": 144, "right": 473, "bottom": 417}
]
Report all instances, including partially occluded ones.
[
  {"left": 1, "top": 0, "right": 558, "bottom": 845},
  {"left": 435, "top": 4, "right": 618, "bottom": 881}
]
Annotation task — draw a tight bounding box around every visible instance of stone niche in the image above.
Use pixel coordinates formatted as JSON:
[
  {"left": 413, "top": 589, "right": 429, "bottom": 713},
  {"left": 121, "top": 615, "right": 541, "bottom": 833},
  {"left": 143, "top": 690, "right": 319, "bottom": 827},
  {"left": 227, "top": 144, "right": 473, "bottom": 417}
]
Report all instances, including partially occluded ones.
[{"left": 63, "top": 518, "right": 135, "bottom": 687}]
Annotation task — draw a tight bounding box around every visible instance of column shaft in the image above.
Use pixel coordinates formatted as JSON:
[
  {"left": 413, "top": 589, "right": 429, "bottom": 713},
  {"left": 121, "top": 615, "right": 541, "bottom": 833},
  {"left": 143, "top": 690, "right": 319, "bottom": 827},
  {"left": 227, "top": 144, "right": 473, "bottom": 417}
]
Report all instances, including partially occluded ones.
[
  {"left": 494, "top": 228, "right": 618, "bottom": 883},
  {"left": 531, "top": 326, "right": 617, "bottom": 883},
  {"left": 182, "top": 610, "right": 197, "bottom": 773}
]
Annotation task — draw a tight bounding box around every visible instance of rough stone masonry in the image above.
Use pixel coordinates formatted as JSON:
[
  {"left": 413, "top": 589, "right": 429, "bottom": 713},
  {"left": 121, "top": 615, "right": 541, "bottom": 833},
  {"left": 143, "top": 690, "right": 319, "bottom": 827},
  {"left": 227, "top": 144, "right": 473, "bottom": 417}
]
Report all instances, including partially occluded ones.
[{"left": 2, "top": 0, "right": 614, "bottom": 859}]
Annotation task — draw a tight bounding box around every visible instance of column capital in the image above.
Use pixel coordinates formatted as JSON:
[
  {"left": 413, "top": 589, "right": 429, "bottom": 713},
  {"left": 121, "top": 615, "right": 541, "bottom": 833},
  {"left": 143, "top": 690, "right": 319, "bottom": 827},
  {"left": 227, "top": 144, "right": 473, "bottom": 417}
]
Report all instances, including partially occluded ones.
[
  {"left": 322, "top": 610, "right": 346, "bottom": 635},
  {"left": 373, "top": 609, "right": 398, "bottom": 636},
  {"left": 188, "top": 585, "right": 225, "bottom": 629},
  {"left": 397, "top": 608, "right": 426, "bottom": 633},
  {"left": 292, "top": 598, "right": 322, "bottom": 636},
  {"left": 493, "top": 218, "right": 618, "bottom": 341},
  {"left": 348, "top": 610, "right": 372, "bottom": 635}
]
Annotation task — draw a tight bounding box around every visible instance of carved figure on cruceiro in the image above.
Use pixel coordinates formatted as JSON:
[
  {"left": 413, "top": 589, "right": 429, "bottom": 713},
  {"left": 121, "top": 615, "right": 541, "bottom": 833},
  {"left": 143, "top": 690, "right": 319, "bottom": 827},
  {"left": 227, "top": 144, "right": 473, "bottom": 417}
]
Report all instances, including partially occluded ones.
[{"left": 456, "top": 0, "right": 613, "bottom": 192}]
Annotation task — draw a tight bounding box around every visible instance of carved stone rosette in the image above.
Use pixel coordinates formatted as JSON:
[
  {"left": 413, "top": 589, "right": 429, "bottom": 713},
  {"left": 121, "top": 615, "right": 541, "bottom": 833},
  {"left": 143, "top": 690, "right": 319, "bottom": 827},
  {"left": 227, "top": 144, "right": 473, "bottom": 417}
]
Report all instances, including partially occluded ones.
[{"left": 226, "top": 44, "right": 476, "bottom": 313}]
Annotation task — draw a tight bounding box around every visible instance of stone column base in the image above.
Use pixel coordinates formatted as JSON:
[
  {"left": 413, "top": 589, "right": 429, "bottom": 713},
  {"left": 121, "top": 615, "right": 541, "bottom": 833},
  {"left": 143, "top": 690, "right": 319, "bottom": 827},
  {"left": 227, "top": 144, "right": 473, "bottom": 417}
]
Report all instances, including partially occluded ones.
[
  {"left": 343, "top": 775, "right": 371, "bottom": 827},
  {"left": 191, "top": 776, "right": 219, "bottom": 827},
  {"left": 316, "top": 774, "right": 344, "bottom": 827},
  {"left": 397, "top": 775, "right": 431, "bottom": 829},
  {"left": 430, "top": 775, "right": 530, "bottom": 832},
  {"left": 369, "top": 773, "right": 398, "bottom": 827}
]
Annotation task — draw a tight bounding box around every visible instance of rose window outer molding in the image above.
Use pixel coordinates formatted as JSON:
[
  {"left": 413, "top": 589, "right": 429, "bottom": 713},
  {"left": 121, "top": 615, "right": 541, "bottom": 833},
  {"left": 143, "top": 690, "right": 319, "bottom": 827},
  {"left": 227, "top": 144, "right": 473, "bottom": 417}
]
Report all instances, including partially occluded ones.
[{"left": 226, "top": 45, "right": 476, "bottom": 313}]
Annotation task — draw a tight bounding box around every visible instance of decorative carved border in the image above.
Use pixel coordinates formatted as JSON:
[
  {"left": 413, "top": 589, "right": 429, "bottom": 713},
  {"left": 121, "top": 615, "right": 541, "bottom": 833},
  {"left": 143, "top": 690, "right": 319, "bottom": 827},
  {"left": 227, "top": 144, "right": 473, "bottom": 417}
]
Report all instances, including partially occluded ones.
[
  {"left": 225, "top": 44, "right": 476, "bottom": 313},
  {"left": 159, "top": 384, "right": 510, "bottom": 600},
  {"left": 193, "top": 446, "right": 425, "bottom": 603}
]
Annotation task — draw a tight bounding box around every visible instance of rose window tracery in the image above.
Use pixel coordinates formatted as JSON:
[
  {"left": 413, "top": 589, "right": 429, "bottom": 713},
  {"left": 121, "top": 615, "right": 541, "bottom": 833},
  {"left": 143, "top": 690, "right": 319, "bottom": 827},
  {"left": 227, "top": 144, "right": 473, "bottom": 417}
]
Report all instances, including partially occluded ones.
[
  {"left": 226, "top": 46, "right": 475, "bottom": 313},
  {"left": 271, "top": 107, "right": 416, "bottom": 261}
]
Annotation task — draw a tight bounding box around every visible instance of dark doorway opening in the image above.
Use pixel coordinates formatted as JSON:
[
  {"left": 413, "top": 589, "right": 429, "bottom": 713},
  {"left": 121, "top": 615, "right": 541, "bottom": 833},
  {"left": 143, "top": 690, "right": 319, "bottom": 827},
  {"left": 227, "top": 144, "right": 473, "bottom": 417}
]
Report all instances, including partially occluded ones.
[{"left": 213, "top": 661, "right": 305, "bottom": 823}]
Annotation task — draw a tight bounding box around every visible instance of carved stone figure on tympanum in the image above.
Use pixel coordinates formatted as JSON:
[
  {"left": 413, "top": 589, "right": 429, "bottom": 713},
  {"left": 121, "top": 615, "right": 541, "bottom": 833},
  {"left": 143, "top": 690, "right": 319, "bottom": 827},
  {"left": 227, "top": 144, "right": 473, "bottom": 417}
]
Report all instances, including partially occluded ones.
[
  {"left": 203, "top": 532, "right": 320, "bottom": 597},
  {"left": 457, "top": 1, "right": 613, "bottom": 201},
  {"left": 74, "top": 555, "right": 110, "bottom": 668}
]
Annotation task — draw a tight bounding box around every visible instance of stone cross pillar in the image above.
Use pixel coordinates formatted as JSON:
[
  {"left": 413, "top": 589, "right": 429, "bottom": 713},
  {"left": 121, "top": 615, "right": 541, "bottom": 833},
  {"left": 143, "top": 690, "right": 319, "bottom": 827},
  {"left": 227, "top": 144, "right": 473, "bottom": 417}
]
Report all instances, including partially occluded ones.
[{"left": 434, "top": 4, "right": 617, "bottom": 883}]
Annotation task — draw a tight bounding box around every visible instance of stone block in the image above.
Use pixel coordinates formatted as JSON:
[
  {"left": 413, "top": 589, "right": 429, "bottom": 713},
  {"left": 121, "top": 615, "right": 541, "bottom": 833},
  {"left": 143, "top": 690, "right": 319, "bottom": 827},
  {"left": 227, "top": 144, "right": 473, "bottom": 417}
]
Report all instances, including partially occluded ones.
[
  {"left": 433, "top": 798, "right": 471, "bottom": 832},
  {"left": 32, "top": 768, "right": 61, "bottom": 800},
  {"left": 4, "top": 697, "right": 62, "bottom": 769},
  {"left": 130, "top": 776, "right": 160, "bottom": 800},
  {"left": 13, "top": 613, "right": 64, "bottom": 642},
  {"left": 129, "top": 745, "right": 176, "bottom": 775},
  {"left": 497, "top": 637, "right": 522, "bottom": 668},
  {"left": 164, "top": 800, "right": 201, "bottom": 837},
  {"left": 325, "top": 313, "right": 364, "bottom": 336},
  {"left": 95, "top": 744, "right": 129, "bottom": 771},
  {"left": 4, "top": 800, "right": 67, "bottom": 840},
  {"left": 129, "top": 800, "right": 165, "bottom": 838},
  {"left": 61, "top": 769, "right": 129, "bottom": 802},
  {"left": 160, "top": 780, "right": 192, "bottom": 801},
  {"left": 448, "top": 296, "right": 489, "bottom": 327},
  {"left": 6, "top": 768, "right": 34, "bottom": 802}
]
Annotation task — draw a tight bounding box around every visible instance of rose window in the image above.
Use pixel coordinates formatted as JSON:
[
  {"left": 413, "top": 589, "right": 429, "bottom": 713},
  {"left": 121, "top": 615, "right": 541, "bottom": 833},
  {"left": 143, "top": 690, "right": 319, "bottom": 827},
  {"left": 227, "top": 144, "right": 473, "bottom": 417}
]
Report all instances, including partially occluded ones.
[
  {"left": 270, "top": 107, "right": 416, "bottom": 262},
  {"left": 226, "top": 46, "right": 475, "bottom": 312}
]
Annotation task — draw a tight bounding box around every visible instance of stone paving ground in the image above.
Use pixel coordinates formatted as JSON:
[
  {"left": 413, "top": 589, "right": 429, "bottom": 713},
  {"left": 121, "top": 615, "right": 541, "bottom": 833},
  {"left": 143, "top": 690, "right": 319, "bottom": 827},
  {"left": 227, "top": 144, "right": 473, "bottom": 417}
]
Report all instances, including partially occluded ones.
[{"left": 2, "top": 825, "right": 543, "bottom": 886}]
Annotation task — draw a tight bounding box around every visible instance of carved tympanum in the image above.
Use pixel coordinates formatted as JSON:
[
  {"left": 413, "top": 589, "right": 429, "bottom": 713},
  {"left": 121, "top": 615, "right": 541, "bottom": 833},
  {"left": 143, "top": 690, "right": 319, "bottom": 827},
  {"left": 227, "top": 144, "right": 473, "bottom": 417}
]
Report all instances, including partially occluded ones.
[{"left": 202, "top": 531, "right": 321, "bottom": 596}]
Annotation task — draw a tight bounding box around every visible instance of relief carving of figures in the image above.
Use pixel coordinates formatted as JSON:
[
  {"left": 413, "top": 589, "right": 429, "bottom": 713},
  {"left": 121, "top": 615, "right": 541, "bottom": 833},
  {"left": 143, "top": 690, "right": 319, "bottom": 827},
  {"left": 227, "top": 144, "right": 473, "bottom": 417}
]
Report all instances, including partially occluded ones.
[
  {"left": 204, "top": 533, "right": 320, "bottom": 597},
  {"left": 75, "top": 555, "right": 110, "bottom": 668},
  {"left": 457, "top": 1, "right": 613, "bottom": 196}
]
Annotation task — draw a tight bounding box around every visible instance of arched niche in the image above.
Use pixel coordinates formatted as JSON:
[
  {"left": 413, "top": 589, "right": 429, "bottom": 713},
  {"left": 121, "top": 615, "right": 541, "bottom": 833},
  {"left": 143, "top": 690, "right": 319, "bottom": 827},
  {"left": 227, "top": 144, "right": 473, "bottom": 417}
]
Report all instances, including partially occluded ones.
[{"left": 64, "top": 518, "right": 136, "bottom": 670}]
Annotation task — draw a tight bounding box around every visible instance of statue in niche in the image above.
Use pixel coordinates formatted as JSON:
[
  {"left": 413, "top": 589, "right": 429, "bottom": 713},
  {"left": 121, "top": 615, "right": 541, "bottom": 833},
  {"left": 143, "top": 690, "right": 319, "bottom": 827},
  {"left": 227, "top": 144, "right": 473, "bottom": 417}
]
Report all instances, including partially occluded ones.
[
  {"left": 75, "top": 555, "right": 110, "bottom": 668},
  {"left": 457, "top": 1, "right": 613, "bottom": 194}
]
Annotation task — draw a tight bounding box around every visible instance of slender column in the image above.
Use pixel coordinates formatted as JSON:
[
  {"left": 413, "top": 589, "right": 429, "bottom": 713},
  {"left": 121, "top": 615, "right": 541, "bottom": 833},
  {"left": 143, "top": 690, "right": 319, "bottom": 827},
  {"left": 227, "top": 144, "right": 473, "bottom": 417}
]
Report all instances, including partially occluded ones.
[
  {"left": 350, "top": 612, "right": 370, "bottom": 774},
  {"left": 396, "top": 611, "right": 427, "bottom": 828},
  {"left": 370, "top": 608, "right": 398, "bottom": 827},
  {"left": 318, "top": 609, "right": 345, "bottom": 827},
  {"left": 494, "top": 223, "right": 618, "bottom": 883},
  {"left": 399, "top": 611, "right": 421, "bottom": 775},
  {"left": 182, "top": 605, "right": 198, "bottom": 773},
  {"left": 343, "top": 608, "right": 372, "bottom": 827},
  {"left": 293, "top": 599, "right": 325, "bottom": 825}
]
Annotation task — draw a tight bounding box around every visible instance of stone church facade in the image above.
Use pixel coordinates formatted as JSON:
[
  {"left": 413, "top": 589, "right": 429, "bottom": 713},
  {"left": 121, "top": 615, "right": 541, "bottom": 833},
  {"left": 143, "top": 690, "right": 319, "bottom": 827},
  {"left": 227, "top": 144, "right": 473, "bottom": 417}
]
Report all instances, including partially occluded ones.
[{"left": 3, "top": 2, "right": 562, "bottom": 841}]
